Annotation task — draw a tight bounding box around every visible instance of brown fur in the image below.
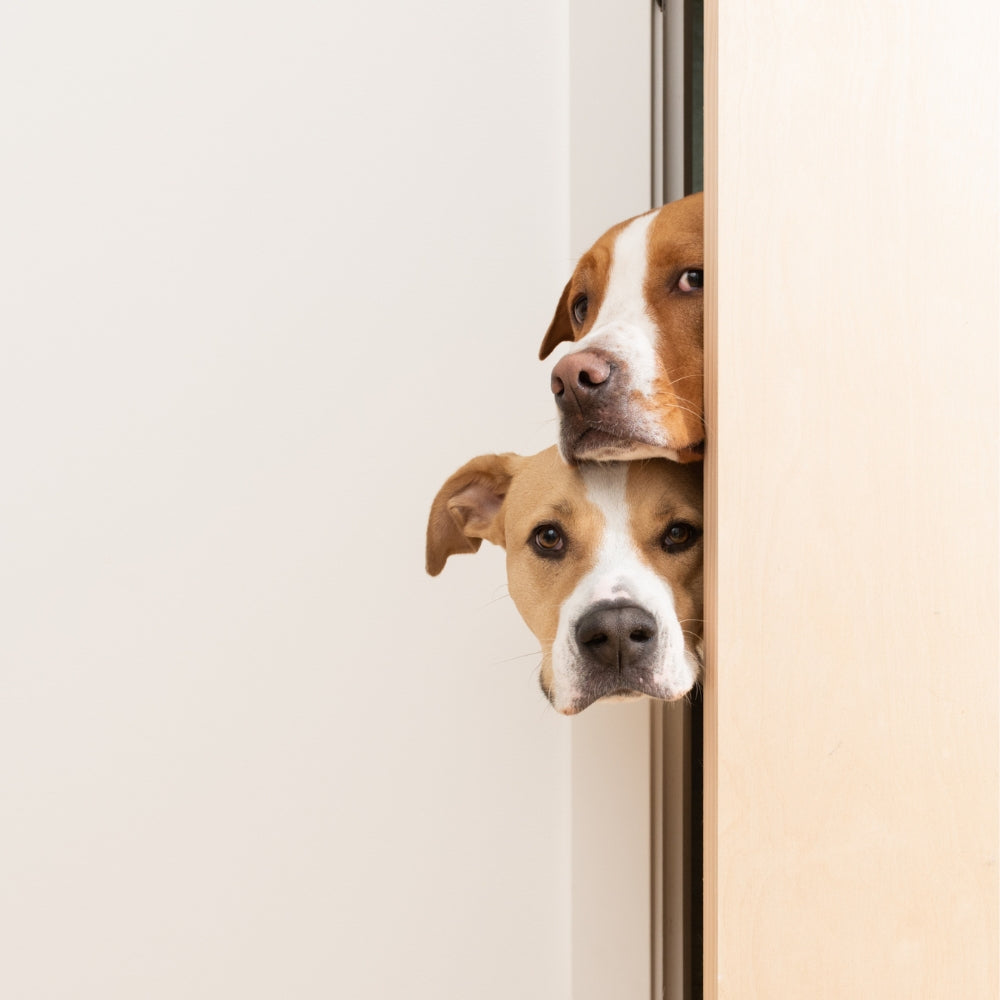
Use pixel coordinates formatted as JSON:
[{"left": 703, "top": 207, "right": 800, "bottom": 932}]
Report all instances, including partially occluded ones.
[{"left": 425, "top": 453, "right": 521, "bottom": 576}]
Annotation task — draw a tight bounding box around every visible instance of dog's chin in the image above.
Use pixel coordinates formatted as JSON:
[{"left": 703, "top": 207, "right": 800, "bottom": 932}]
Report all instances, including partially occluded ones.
[
  {"left": 560, "top": 425, "right": 702, "bottom": 464},
  {"left": 551, "top": 673, "right": 695, "bottom": 716}
]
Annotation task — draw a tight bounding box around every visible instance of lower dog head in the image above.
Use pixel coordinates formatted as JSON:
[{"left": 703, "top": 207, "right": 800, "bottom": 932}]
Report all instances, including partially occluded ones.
[{"left": 426, "top": 447, "right": 703, "bottom": 714}]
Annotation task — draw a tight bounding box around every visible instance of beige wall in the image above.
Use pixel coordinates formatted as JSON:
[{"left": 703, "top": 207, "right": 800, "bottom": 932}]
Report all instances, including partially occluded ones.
[
  {"left": 705, "top": 2, "right": 999, "bottom": 997},
  {"left": 0, "top": 3, "right": 575, "bottom": 997}
]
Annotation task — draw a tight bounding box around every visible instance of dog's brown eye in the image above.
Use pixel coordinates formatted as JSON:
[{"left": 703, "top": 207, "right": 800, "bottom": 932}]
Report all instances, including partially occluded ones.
[
  {"left": 571, "top": 294, "right": 588, "bottom": 325},
  {"left": 662, "top": 521, "right": 701, "bottom": 553},
  {"left": 532, "top": 524, "right": 565, "bottom": 556},
  {"left": 678, "top": 269, "right": 703, "bottom": 292}
]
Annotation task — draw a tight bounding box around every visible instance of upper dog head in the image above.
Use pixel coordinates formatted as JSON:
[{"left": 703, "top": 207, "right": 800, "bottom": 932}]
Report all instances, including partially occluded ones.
[
  {"left": 426, "top": 446, "right": 703, "bottom": 714},
  {"left": 540, "top": 192, "right": 704, "bottom": 464}
]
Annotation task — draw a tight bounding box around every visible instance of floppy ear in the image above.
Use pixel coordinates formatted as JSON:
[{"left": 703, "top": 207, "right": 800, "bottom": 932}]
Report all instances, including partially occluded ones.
[
  {"left": 538, "top": 280, "right": 575, "bottom": 360},
  {"left": 425, "top": 453, "right": 521, "bottom": 576}
]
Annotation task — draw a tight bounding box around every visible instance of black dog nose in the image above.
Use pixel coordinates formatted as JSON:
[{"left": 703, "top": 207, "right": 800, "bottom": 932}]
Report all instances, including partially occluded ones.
[
  {"left": 575, "top": 604, "right": 657, "bottom": 673},
  {"left": 550, "top": 350, "right": 614, "bottom": 408}
]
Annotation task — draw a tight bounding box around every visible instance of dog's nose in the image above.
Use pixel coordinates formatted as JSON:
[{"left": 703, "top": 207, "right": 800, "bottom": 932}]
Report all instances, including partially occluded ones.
[
  {"left": 550, "top": 350, "right": 613, "bottom": 404},
  {"left": 575, "top": 604, "right": 657, "bottom": 674}
]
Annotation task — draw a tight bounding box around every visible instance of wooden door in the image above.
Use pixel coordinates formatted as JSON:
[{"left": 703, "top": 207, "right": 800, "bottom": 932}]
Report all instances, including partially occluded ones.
[{"left": 704, "top": 3, "right": 999, "bottom": 996}]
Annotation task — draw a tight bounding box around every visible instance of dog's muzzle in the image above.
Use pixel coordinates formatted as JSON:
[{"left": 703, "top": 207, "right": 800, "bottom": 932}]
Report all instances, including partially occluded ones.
[
  {"left": 550, "top": 348, "right": 658, "bottom": 461},
  {"left": 561, "top": 598, "right": 665, "bottom": 712}
]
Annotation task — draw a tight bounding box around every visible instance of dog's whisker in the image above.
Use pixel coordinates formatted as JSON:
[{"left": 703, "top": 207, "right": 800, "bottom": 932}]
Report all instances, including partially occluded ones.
[
  {"left": 481, "top": 594, "right": 512, "bottom": 609},
  {"left": 491, "top": 650, "right": 544, "bottom": 666},
  {"left": 653, "top": 400, "right": 705, "bottom": 424},
  {"left": 479, "top": 587, "right": 512, "bottom": 610}
]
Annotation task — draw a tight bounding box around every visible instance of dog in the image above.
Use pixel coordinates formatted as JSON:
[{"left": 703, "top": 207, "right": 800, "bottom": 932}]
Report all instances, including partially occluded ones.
[
  {"left": 540, "top": 192, "right": 704, "bottom": 464},
  {"left": 426, "top": 446, "right": 703, "bottom": 715}
]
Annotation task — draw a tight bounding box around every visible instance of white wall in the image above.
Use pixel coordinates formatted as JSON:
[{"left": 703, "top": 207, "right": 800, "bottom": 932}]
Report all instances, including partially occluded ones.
[{"left": 0, "top": 3, "right": 573, "bottom": 997}]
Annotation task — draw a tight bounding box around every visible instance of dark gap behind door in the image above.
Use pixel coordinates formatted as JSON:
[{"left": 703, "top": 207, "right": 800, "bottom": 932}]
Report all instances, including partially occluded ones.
[{"left": 687, "top": 4, "right": 704, "bottom": 999}]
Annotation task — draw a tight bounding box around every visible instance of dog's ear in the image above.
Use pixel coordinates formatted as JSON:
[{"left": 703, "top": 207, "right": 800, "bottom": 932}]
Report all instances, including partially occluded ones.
[
  {"left": 539, "top": 280, "right": 574, "bottom": 360},
  {"left": 426, "top": 453, "right": 521, "bottom": 576}
]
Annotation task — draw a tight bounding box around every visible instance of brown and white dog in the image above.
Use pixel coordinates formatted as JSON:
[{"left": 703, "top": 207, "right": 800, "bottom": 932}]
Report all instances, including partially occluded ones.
[
  {"left": 426, "top": 446, "right": 703, "bottom": 715},
  {"left": 541, "top": 192, "right": 704, "bottom": 464}
]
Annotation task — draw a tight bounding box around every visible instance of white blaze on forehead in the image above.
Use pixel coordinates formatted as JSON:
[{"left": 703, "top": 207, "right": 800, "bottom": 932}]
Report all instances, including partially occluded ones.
[
  {"left": 546, "top": 462, "right": 695, "bottom": 712},
  {"left": 592, "top": 211, "right": 656, "bottom": 334}
]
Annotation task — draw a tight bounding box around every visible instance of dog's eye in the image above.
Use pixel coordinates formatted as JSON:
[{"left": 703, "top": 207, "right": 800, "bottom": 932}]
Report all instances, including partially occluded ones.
[
  {"left": 571, "top": 294, "right": 589, "bottom": 325},
  {"left": 678, "top": 269, "right": 703, "bottom": 293},
  {"left": 662, "top": 521, "right": 701, "bottom": 553},
  {"left": 532, "top": 524, "right": 565, "bottom": 556}
]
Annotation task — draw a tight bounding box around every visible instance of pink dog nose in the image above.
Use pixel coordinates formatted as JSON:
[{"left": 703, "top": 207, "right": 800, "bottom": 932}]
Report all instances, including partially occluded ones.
[{"left": 550, "top": 351, "right": 612, "bottom": 398}]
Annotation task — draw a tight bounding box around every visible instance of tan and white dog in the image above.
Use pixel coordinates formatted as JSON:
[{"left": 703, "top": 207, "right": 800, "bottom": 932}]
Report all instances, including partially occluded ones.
[
  {"left": 540, "top": 192, "right": 704, "bottom": 464},
  {"left": 426, "top": 446, "right": 703, "bottom": 715}
]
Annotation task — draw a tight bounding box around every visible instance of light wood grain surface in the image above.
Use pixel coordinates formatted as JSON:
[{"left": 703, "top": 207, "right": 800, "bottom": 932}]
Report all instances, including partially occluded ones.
[{"left": 704, "top": 3, "right": 999, "bottom": 997}]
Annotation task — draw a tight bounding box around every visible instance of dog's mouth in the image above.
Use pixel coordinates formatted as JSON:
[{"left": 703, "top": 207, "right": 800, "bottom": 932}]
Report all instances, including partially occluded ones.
[
  {"left": 566, "top": 674, "right": 683, "bottom": 715},
  {"left": 574, "top": 427, "right": 636, "bottom": 452},
  {"left": 566, "top": 426, "right": 656, "bottom": 461},
  {"left": 565, "top": 425, "right": 703, "bottom": 464},
  {"left": 542, "top": 667, "right": 693, "bottom": 716}
]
